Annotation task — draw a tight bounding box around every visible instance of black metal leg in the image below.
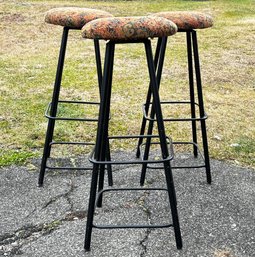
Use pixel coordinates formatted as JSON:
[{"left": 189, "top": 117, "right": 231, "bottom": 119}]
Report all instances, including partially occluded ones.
[
  {"left": 94, "top": 39, "right": 113, "bottom": 187},
  {"left": 94, "top": 39, "right": 103, "bottom": 93},
  {"left": 38, "top": 27, "right": 69, "bottom": 187},
  {"left": 144, "top": 39, "right": 182, "bottom": 249},
  {"left": 105, "top": 140, "right": 113, "bottom": 186},
  {"left": 94, "top": 39, "right": 106, "bottom": 197},
  {"left": 192, "top": 31, "right": 211, "bottom": 184},
  {"left": 136, "top": 37, "right": 162, "bottom": 158},
  {"left": 84, "top": 163, "right": 99, "bottom": 252},
  {"left": 186, "top": 31, "right": 198, "bottom": 157},
  {"left": 140, "top": 37, "right": 168, "bottom": 186},
  {"left": 96, "top": 41, "right": 115, "bottom": 207},
  {"left": 84, "top": 42, "right": 115, "bottom": 251}
]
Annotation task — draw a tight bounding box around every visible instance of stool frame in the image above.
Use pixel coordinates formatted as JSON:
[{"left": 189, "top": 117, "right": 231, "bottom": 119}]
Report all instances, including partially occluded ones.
[
  {"left": 84, "top": 38, "right": 182, "bottom": 251},
  {"left": 38, "top": 27, "right": 112, "bottom": 187},
  {"left": 136, "top": 29, "right": 211, "bottom": 185}
]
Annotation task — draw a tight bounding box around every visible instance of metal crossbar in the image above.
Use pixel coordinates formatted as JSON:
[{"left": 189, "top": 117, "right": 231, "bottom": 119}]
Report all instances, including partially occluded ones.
[
  {"left": 45, "top": 100, "right": 100, "bottom": 122},
  {"left": 89, "top": 135, "right": 174, "bottom": 165},
  {"left": 142, "top": 101, "right": 208, "bottom": 122}
]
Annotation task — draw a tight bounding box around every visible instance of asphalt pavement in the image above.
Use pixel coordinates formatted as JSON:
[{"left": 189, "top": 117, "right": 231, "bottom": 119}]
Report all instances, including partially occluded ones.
[{"left": 0, "top": 152, "right": 254, "bottom": 257}]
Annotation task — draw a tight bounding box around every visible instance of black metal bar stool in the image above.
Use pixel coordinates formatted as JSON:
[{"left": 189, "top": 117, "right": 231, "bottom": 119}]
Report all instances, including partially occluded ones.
[
  {"left": 137, "top": 11, "right": 213, "bottom": 185},
  {"left": 38, "top": 7, "right": 114, "bottom": 186},
  {"left": 81, "top": 16, "right": 182, "bottom": 251}
]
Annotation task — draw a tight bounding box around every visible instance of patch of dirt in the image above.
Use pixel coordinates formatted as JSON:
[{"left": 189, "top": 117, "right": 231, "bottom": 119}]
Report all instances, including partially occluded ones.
[
  {"left": 214, "top": 250, "right": 236, "bottom": 257},
  {"left": 0, "top": 13, "right": 26, "bottom": 23},
  {"left": 64, "top": 210, "right": 87, "bottom": 221}
]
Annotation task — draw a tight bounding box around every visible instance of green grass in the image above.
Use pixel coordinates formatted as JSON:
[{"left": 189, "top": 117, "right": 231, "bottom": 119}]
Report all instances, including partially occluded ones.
[
  {"left": 0, "top": 150, "right": 38, "bottom": 167},
  {"left": 228, "top": 137, "right": 255, "bottom": 166},
  {"left": 0, "top": 0, "right": 254, "bottom": 168}
]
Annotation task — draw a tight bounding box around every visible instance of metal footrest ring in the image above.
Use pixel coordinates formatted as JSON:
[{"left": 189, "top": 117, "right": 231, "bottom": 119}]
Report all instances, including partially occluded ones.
[
  {"left": 46, "top": 141, "right": 94, "bottom": 170},
  {"left": 143, "top": 101, "right": 207, "bottom": 122},
  {"left": 140, "top": 141, "right": 206, "bottom": 170},
  {"left": 93, "top": 187, "right": 173, "bottom": 229},
  {"left": 45, "top": 100, "right": 100, "bottom": 122},
  {"left": 89, "top": 135, "right": 174, "bottom": 165}
]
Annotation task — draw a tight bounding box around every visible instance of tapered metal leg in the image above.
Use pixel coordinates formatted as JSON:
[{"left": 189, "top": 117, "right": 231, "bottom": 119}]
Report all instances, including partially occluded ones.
[
  {"left": 140, "top": 37, "right": 167, "bottom": 186},
  {"left": 136, "top": 37, "right": 162, "bottom": 158},
  {"left": 144, "top": 39, "right": 182, "bottom": 249},
  {"left": 96, "top": 41, "right": 115, "bottom": 207},
  {"left": 186, "top": 31, "right": 198, "bottom": 157},
  {"left": 38, "top": 27, "right": 69, "bottom": 187},
  {"left": 84, "top": 42, "right": 115, "bottom": 251},
  {"left": 84, "top": 164, "right": 99, "bottom": 251},
  {"left": 105, "top": 141, "right": 113, "bottom": 187},
  {"left": 192, "top": 31, "right": 211, "bottom": 184},
  {"left": 94, "top": 39, "right": 113, "bottom": 187}
]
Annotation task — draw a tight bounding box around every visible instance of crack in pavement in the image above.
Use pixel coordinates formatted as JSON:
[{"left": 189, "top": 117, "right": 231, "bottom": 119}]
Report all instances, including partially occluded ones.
[
  {"left": 0, "top": 221, "right": 62, "bottom": 256},
  {"left": 0, "top": 177, "right": 82, "bottom": 256},
  {"left": 139, "top": 228, "right": 151, "bottom": 257},
  {"left": 135, "top": 176, "right": 161, "bottom": 257},
  {"left": 41, "top": 178, "right": 76, "bottom": 212},
  {"left": 0, "top": 211, "right": 88, "bottom": 257},
  {"left": 1, "top": 165, "right": 160, "bottom": 256},
  {"left": 24, "top": 207, "right": 37, "bottom": 220},
  {"left": 135, "top": 191, "right": 152, "bottom": 257}
]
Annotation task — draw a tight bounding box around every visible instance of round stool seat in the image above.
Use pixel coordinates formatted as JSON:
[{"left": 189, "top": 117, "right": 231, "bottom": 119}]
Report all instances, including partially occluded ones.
[
  {"left": 151, "top": 11, "right": 213, "bottom": 30},
  {"left": 81, "top": 16, "right": 177, "bottom": 41},
  {"left": 45, "top": 7, "right": 114, "bottom": 29}
]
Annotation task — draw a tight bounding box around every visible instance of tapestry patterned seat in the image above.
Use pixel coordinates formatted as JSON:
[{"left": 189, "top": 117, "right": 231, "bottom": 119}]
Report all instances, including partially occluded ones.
[
  {"left": 151, "top": 11, "right": 213, "bottom": 30},
  {"left": 82, "top": 16, "right": 177, "bottom": 40},
  {"left": 45, "top": 7, "right": 113, "bottom": 29}
]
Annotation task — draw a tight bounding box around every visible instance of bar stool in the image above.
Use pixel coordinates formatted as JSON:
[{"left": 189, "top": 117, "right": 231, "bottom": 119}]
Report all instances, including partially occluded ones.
[
  {"left": 137, "top": 11, "right": 213, "bottom": 186},
  {"left": 81, "top": 16, "right": 182, "bottom": 251},
  {"left": 38, "top": 7, "right": 114, "bottom": 186}
]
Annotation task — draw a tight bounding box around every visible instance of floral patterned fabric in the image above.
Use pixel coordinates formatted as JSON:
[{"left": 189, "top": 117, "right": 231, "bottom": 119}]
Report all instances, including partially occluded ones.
[
  {"left": 81, "top": 16, "right": 177, "bottom": 41},
  {"left": 151, "top": 11, "right": 213, "bottom": 30},
  {"left": 45, "top": 7, "right": 113, "bottom": 29}
]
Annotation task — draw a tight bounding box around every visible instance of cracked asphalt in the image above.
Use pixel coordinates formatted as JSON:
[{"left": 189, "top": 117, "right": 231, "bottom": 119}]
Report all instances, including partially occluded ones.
[{"left": 0, "top": 152, "right": 254, "bottom": 257}]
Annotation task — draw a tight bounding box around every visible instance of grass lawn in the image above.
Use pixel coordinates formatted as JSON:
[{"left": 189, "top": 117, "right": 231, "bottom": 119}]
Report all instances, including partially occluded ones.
[{"left": 0, "top": 0, "right": 254, "bottom": 167}]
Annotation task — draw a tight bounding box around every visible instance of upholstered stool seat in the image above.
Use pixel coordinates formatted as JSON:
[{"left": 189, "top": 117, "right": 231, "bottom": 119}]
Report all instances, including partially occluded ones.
[
  {"left": 38, "top": 7, "right": 114, "bottom": 186},
  {"left": 151, "top": 11, "right": 213, "bottom": 30},
  {"left": 45, "top": 7, "right": 113, "bottom": 29},
  {"left": 82, "top": 16, "right": 177, "bottom": 40}
]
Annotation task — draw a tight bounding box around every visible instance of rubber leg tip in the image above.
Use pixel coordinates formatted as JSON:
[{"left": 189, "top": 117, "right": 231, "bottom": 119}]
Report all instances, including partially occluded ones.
[
  {"left": 207, "top": 177, "right": 212, "bottom": 184},
  {"left": 177, "top": 243, "right": 183, "bottom": 250}
]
